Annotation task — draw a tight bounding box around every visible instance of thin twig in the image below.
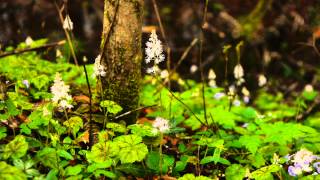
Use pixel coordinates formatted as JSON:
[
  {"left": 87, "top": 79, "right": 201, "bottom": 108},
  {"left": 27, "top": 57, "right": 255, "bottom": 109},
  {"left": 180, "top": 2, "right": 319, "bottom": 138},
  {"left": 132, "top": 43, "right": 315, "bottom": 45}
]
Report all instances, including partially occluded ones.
[
  {"left": 111, "top": 105, "right": 158, "bottom": 120},
  {"left": 199, "top": 0, "right": 209, "bottom": 126},
  {"left": 0, "top": 40, "right": 65, "bottom": 58},
  {"left": 54, "top": 1, "right": 79, "bottom": 66},
  {"left": 82, "top": 62, "right": 94, "bottom": 148},
  {"left": 170, "top": 38, "right": 199, "bottom": 75}
]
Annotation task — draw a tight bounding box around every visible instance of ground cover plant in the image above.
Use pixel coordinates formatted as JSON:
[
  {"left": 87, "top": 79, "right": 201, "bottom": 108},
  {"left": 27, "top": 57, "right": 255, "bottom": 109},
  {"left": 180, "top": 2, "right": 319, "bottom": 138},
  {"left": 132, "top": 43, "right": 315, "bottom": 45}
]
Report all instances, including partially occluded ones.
[
  {"left": 1, "top": 1, "right": 320, "bottom": 180},
  {"left": 0, "top": 35, "right": 320, "bottom": 180}
]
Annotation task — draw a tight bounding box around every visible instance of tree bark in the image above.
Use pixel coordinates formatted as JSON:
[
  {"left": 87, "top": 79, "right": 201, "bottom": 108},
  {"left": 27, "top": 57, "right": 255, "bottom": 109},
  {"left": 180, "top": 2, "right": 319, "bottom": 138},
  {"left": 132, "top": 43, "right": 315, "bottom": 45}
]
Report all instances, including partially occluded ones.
[{"left": 101, "top": 0, "right": 143, "bottom": 124}]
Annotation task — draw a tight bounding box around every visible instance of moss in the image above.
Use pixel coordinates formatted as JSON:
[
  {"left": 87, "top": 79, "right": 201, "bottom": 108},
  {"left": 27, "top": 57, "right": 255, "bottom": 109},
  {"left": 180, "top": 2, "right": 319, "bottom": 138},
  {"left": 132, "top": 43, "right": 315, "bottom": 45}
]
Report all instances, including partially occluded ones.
[{"left": 101, "top": 0, "right": 143, "bottom": 124}]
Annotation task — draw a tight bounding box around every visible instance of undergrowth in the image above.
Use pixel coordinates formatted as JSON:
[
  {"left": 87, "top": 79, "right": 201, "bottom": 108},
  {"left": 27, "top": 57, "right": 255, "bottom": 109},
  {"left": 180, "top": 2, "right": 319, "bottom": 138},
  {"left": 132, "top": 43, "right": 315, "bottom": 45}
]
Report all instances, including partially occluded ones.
[{"left": 0, "top": 40, "right": 320, "bottom": 180}]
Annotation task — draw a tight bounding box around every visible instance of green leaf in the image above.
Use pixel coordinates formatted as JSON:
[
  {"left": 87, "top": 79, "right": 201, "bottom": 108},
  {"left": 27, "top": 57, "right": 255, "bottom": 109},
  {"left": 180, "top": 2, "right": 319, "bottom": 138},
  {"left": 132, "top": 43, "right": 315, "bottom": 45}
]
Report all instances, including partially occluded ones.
[
  {"left": 174, "top": 155, "right": 189, "bottom": 172},
  {"left": 0, "top": 161, "right": 27, "bottom": 180},
  {"left": 225, "top": 164, "right": 247, "bottom": 180},
  {"left": 200, "top": 156, "right": 230, "bottom": 165},
  {"left": 36, "top": 148, "right": 59, "bottom": 169},
  {"left": 239, "top": 135, "right": 261, "bottom": 154},
  {"left": 65, "top": 165, "right": 82, "bottom": 176},
  {"left": 0, "top": 126, "right": 7, "bottom": 140},
  {"left": 250, "top": 165, "right": 281, "bottom": 180},
  {"left": 94, "top": 170, "right": 116, "bottom": 179},
  {"left": 178, "top": 174, "right": 212, "bottom": 180},
  {"left": 2, "top": 135, "right": 28, "bottom": 159},
  {"left": 114, "top": 134, "right": 148, "bottom": 163},
  {"left": 86, "top": 141, "right": 119, "bottom": 163},
  {"left": 146, "top": 151, "right": 175, "bottom": 174},
  {"left": 100, "top": 100, "right": 123, "bottom": 114},
  {"left": 116, "top": 164, "right": 151, "bottom": 177},
  {"left": 106, "top": 122, "right": 127, "bottom": 133},
  {"left": 57, "top": 149, "right": 73, "bottom": 160},
  {"left": 63, "top": 116, "right": 83, "bottom": 137},
  {"left": 87, "top": 161, "right": 112, "bottom": 173}
]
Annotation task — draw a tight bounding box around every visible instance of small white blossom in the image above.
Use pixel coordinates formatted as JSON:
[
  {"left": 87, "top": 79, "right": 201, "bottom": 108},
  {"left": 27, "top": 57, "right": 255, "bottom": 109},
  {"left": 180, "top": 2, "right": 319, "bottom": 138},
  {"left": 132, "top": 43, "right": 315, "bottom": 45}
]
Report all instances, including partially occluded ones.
[
  {"left": 243, "top": 96, "right": 250, "bottom": 104},
  {"left": 208, "top": 80, "right": 217, "bottom": 88},
  {"left": 25, "top": 36, "right": 33, "bottom": 46},
  {"left": 241, "top": 87, "right": 250, "bottom": 96},
  {"left": 234, "top": 64, "right": 244, "bottom": 79},
  {"left": 160, "top": 70, "right": 169, "bottom": 79},
  {"left": 304, "top": 84, "right": 314, "bottom": 92},
  {"left": 208, "top": 69, "right": 217, "bottom": 87},
  {"left": 22, "top": 80, "right": 29, "bottom": 89},
  {"left": 233, "top": 99, "right": 241, "bottom": 106},
  {"left": 214, "top": 92, "right": 225, "bottom": 100},
  {"left": 56, "top": 49, "right": 62, "bottom": 58},
  {"left": 145, "top": 30, "right": 165, "bottom": 64},
  {"left": 190, "top": 65, "right": 198, "bottom": 74},
  {"left": 50, "top": 73, "right": 73, "bottom": 109},
  {"left": 63, "top": 15, "right": 73, "bottom": 31},
  {"left": 93, "top": 55, "right": 106, "bottom": 77},
  {"left": 234, "top": 64, "right": 245, "bottom": 85},
  {"left": 153, "top": 117, "right": 170, "bottom": 133},
  {"left": 146, "top": 65, "right": 160, "bottom": 75},
  {"left": 208, "top": 69, "right": 216, "bottom": 80},
  {"left": 258, "top": 74, "right": 267, "bottom": 87}
]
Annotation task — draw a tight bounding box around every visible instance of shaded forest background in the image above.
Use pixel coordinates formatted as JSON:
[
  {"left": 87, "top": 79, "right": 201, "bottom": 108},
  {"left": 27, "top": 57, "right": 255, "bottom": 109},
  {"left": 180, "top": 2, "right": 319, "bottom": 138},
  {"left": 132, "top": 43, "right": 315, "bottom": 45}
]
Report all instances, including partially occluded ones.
[{"left": 1, "top": 0, "right": 320, "bottom": 92}]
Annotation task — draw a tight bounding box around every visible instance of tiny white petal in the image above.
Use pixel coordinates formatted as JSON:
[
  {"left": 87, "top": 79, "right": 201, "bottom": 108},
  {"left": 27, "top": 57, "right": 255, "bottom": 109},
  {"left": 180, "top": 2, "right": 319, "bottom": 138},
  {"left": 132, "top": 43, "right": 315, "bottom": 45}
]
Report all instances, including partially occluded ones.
[{"left": 63, "top": 15, "right": 73, "bottom": 31}]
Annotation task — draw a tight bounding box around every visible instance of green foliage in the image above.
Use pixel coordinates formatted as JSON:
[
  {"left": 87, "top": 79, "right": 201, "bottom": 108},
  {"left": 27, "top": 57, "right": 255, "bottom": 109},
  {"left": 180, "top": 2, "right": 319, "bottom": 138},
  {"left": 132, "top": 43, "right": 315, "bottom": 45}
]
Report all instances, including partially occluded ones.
[
  {"left": 0, "top": 41, "right": 319, "bottom": 179},
  {"left": 100, "top": 100, "right": 123, "bottom": 114},
  {"left": 146, "top": 151, "right": 175, "bottom": 174},
  {"left": 2, "top": 135, "right": 28, "bottom": 159},
  {"left": 0, "top": 161, "right": 27, "bottom": 180},
  {"left": 114, "top": 134, "right": 148, "bottom": 163},
  {"left": 86, "top": 141, "right": 118, "bottom": 163}
]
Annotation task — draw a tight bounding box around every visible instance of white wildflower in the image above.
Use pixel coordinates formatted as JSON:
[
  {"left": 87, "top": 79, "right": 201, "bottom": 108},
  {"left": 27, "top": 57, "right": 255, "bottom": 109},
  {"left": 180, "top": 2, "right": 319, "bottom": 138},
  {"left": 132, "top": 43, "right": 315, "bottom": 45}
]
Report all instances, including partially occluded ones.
[
  {"left": 145, "top": 30, "right": 165, "bottom": 64},
  {"left": 190, "top": 65, "right": 198, "bottom": 74},
  {"left": 233, "top": 99, "right": 241, "bottom": 106},
  {"left": 146, "top": 65, "right": 160, "bottom": 75},
  {"left": 208, "top": 80, "right": 217, "bottom": 88},
  {"left": 56, "top": 49, "right": 62, "bottom": 58},
  {"left": 153, "top": 117, "right": 170, "bottom": 133},
  {"left": 258, "top": 74, "right": 267, "bottom": 87},
  {"left": 22, "top": 80, "right": 29, "bottom": 89},
  {"left": 160, "top": 70, "right": 169, "bottom": 79},
  {"left": 241, "top": 87, "right": 250, "bottom": 96},
  {"left": 243, "top": 96, "right": 250, "bottom": 104},
  {"left": 304, "top": 84, "right": 314, "bottom": 92},
  {"left": 214, "top": 92, "right": 225, "bottom": 100},
  {"left": 228, "top": 85, "right": 236, "bottom": 97},
  {"left": 63, "top": 15, "right": 73, "bottom": 31},
  {"left": 50, "top": 73, "right": 73, "bottom": 109},
  {"left": 25, "top": 36, "right": 33, "bottom": 46},
  {"left": 208, "top": 69, "right": 217, "bottom": 87},
  {"left": 208, "top": 69, "right": 216, "bottom": 80},
  {"left": 234, "top": 64, "right": 244, "bottom": 79},
  {"left": 93, "top": 55, "right": 106, "bottom": 77},
  {"left": 234, "top": 64, "right": 245, "bottom": 85}
]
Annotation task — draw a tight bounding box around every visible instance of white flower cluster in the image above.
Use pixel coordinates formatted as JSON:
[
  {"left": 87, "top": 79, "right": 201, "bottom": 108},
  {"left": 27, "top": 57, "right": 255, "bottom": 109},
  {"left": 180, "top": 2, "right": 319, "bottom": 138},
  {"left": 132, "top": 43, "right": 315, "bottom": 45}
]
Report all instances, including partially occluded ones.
[
  {"left": 145, "top": 30, "right": 165, "bottom": 75},
  {"left": 153, "top": 117, "right": 170, "bottom": 133},
  {"left": 233, "top": 64, "right": 244, "bottom": 85},
  {"left": 63, "top": 15, "right": 73, "bottom": 31},
  {"left": 93, "top": 55, "right": 106, "bottom": 77},
  {"left": 286, "top": 149, "right": 320, "bottom": 176},
  {"left": 50, "top": 73, "right": 73, "bottom": 109}
]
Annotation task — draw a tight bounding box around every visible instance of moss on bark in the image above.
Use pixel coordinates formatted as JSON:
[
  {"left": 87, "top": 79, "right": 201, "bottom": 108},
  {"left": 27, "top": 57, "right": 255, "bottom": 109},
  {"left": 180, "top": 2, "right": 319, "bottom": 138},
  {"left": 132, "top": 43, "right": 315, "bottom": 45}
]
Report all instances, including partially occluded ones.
[{"left": 101, "top": 0, "right": 143, "bottom": 124}]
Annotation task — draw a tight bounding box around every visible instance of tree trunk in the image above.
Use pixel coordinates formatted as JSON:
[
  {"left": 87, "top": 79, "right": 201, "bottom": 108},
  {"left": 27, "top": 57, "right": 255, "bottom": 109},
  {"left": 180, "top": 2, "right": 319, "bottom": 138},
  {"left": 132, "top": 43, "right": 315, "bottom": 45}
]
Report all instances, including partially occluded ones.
[{"left": 101, "top": 0, "right": 143, "bottom": 124}]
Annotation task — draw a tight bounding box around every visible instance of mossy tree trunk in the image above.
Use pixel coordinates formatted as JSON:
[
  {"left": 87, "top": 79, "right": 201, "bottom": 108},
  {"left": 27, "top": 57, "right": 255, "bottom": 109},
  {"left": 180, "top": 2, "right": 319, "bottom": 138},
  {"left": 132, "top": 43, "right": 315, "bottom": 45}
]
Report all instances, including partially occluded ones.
[{"left": 100, "top": 0, "right": 143, "bottom": 124}]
